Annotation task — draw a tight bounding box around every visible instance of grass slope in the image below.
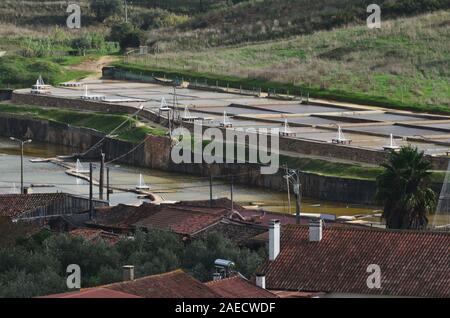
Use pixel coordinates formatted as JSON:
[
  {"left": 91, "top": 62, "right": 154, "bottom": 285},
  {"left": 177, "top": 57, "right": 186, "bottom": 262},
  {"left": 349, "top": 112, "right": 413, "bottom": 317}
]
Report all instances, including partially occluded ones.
[
  {"left": 122, "top": 11, "right": 450, "bottom": 113},
  {"left": 0, "top": 56, "right": 90, "bottom": 88},
  {"left": 0, "top": 103, "right": 166, "bottom": 143},
  {"left": 151, "top": 0, "right": 450, "bottom": 50}
]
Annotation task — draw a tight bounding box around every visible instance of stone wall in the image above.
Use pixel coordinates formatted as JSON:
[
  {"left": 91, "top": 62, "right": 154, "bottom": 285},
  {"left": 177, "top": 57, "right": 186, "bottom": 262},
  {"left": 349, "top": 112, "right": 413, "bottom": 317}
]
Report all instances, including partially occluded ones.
[{"left": 11, "top": 92, "right": 161, "bottom": 123}]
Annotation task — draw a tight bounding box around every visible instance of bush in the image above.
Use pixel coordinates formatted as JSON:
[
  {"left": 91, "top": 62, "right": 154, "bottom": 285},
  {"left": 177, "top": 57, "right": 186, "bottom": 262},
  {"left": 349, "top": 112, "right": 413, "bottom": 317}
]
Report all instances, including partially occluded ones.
[
  {"left": 132, "top": 8, "right": 189, "bottom": 30},
  {"left": 182, "top": 232, "right": 264, "bottom": 281},
  {"left": 110, "top": 22, "right": 146, "bottom": 50},
  {"left": 0, "top": 247, "right": 64, "bottom": 298},
  {"left": 90, "top": 0, "right": 123, "bottom": 22},
  {"left": 71, "top": 33, "right": 120, "bottom": 56},
  {"left": 0, "top": 56, "right": 64, "bottom": 87},
  {"left": 0, "top": 229, "right": 265, "bottom": 297},
  {"left": 20, "top": 38, "right": 54, "bottom": 58}
]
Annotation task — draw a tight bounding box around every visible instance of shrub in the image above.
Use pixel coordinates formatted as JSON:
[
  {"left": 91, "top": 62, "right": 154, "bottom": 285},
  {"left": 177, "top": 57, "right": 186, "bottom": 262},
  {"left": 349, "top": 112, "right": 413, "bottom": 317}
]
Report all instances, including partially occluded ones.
[
  {"left": 71, "top": 33, "right": 120, "bottom": 55},
  {"left": 0, "top": 229, "right": 265, "bottom": 297},
  {"left": 90, "top": 0, "right": 123, "bottom": 22},
  {"left": 110, "top": 22, "right": 146, "bottom": 50},
  {"left": 132, "top": 8, "right": 189, "bottom": 30}
]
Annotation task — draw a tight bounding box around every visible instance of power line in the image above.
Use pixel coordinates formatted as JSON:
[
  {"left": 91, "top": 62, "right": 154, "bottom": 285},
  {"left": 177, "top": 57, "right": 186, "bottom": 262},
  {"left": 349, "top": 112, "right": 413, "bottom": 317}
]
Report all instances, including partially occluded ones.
[
  {"left": 105, "top": 135, "right": 151, "bottom": 165},
  {"left": 0, "top": 180, "right": 231, "bottom": 192},
  {"left": 79, "top": 105, "right": 145, "bottom": 157}
]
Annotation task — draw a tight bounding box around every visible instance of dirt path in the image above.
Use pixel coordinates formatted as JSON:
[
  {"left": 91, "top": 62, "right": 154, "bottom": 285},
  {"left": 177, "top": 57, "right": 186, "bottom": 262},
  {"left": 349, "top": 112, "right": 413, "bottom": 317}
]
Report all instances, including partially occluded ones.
[{"left": 69, "top": 55, "right": 119, "bottom": 81}]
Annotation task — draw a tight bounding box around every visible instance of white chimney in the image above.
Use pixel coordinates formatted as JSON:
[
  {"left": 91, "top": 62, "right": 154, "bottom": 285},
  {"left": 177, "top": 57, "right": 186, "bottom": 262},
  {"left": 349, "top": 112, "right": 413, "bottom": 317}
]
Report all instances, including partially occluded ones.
[
  {"left": 269, "top": 219, "right": 280, "bottom": 261},
  {"left": 255, "top": 274, "right": 266, "bottom": 289},
  {"left": 123, "top": 265, "right": 135, "bottom": 281},
  {"left": 309, "top": 218, "right": 323, "bottom": 242}
]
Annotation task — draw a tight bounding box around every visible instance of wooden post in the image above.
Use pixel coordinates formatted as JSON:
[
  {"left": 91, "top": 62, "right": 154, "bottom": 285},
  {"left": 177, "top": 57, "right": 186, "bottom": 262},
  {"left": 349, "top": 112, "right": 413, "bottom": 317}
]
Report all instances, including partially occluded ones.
[
  {"left": 230, "top": 176, "right": 234, "bottom": 212},
  {"left": 209, "top": 175, "right": 213, "bottom": 207},
  {"left": 106, "top": 167, "right": 110, "bottom": 202},
  {"left": 295, "top": 170, "right": 302, "bottom": 224},
  {"left": 89, "top": 163, "right": 93, "bottom": 220},
  {"left": 99, "top": 152, "right": 105, "bottom": 200}
]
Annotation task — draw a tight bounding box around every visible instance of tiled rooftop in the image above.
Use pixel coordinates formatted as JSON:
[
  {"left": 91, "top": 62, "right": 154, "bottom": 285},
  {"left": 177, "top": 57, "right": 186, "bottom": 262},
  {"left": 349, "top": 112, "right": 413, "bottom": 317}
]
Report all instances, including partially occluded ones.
[
  {"left": 38, "top": 288, "right": 142, "bottom": 298},
  {"left": 89, "top": 203, "right": 159, "bottom": 230},
  {"left": 91, "top": 200, "right": 233, "bottom": 236},
  {"left": 104, "top": 269, "right": 220, "bottom": 298},
  {"left": 133, "top": 206, "right": 227, "bottom": 235},
  {"left": 0, "top": 193, "right": 66, "bottom": 219},
  {"left": 69, "top": 228, "right": 120, "bottom": 245},
  {"left": 206, "top": 276, "right": 277, "bottom": 298},
  {"left": 194, "top": 218, "right": 267, "bottom": 245},
  {"left": 258, "top": 225, "right": 450, "bottom": 297}
]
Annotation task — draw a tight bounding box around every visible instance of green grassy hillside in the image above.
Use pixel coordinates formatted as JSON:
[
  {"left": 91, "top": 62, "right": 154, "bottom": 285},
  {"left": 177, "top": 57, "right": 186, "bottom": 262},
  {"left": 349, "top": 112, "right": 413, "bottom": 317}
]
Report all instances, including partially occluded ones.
[
  {"left": 1, "top": 1, "right": 448, "bottom": 111},
  {"left": 123, "top": 11, "right": 450, "bottom": 113},
  {"left": 0, "top": 103, "right": 166, "bottom": 142},
  {"left": 150, "top": 0, "right": 450, "bottom": 51}
]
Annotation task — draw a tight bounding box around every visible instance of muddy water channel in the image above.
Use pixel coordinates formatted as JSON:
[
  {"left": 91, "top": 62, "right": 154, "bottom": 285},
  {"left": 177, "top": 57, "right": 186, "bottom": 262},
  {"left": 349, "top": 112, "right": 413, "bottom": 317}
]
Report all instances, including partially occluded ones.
[{"left": 0, "top": 137, "right": 379, "bottom": 218}]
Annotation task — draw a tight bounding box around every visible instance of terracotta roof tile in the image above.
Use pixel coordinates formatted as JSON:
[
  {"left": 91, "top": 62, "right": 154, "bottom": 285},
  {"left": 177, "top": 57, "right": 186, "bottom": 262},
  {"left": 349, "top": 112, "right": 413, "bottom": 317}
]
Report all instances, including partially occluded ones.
[
  {"left": 69, "top": 228, "right": 120, "bottom": 245},
  {"left": 174, "top": 198, "right": 244, "bottom": 211},
  {"left": 88, "top": 203, "right": 159, "bottom": 230},
  {"left": 90, "top": 202, "right": 230, "bottom": 235},
  {"left": 0, "top": 193, "right": 66, "bottom": 219},
  {"left": 194, "top": 219, "right": 267, "bottom": 245},
  {"left": 133, "top": 206, "right": 228, "bottom": 235},
  {"left": 206, "top": 276, "right": 277, "bottom": 298},
  {"left": 258, "top": 225, "right": 450, "bottom": 297},
  {"left": 104, "top": 269, "right": 220, "bottom": 298},
  {"left": 270, "top": 290, "right": 325, "bottom": 298},
  {"left": 38, "top": 288, "right": 142, "bottom": 298}
]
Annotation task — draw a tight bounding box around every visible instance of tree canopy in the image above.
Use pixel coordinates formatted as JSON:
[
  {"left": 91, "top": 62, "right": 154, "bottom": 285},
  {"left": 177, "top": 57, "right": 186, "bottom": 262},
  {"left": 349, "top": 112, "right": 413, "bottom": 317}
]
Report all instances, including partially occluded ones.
[
  {"left": 110, "top": 22, "right": 146, "bottom": 50},
  {"left": 0, "top": 229, "right": 264, "bottom": 298},
  {"left": 376, "top": 146, "right": 437, "bottom": 230},
  {"left": 90, "top": 0, "right": 123, "bottom": 22}
]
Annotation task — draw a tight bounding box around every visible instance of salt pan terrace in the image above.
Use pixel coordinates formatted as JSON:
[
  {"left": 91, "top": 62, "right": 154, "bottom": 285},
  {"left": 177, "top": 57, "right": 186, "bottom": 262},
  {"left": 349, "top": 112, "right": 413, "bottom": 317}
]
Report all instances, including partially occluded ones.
[{"left": 13, "top": 80, "right": 450, "bottom": 156}]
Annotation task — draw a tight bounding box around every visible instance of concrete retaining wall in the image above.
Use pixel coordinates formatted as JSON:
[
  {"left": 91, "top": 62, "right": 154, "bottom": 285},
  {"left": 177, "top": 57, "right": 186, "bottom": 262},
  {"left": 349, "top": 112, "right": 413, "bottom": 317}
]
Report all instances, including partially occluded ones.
[
  {"left": 0, "top": 113, "right": 381, "bottom": 204},
  {"left": 11, "top": 91, "right": 449, "bottom": 170},
  {"left": 11, "top": 92, "right": 162, "bottom": 123}
]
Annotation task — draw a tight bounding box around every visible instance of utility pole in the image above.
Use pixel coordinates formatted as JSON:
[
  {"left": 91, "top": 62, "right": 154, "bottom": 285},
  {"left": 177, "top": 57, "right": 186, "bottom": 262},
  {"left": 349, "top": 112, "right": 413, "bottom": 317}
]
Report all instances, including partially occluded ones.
[
  {"left": 89, "top": 163, "right": 93, "bottom": 220},
  {"left": 209, "top": 175, "right": 213, "bottom": 207},
  {"left": 172, "top": 85, "right": 177, "bottom": 124},
  {"left": 168, "top": 108, "right": 172, "bottom": 138},
  {"left": 285, "top": 168, "right": 302, "bottom": 224},
  {"left": 230, "top": 175, "right": 234, "bottom": 212},
  {"left": 294, "top": 170, "right": 302, "bottom": 225},
  {"left": 10, "top": 137, "right": 32, "bottom": 194},
  {"left": 99, "top": 152, "right": 105, "bottom": 200},
  {"left": 285, "top": 165, "right": 291, "bottom": 214},
  {"left": 106, "top": 167, "right": 110, "bottom": 202}
]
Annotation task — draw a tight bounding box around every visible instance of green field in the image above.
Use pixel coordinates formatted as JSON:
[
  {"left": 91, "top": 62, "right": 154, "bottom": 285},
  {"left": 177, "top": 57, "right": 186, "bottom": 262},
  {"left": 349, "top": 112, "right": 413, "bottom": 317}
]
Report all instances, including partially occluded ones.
[
  {"left": 0, "top": 55, "right": 91, "bottom": 88},
  {"left": 124, "top": 11, "right": 450, "bottom": 113},
  {"left": 150, "top": 0, "right": 450, "bottom": 50},
  {"left": 0, "top": 103, "right": 166, "bottom": 143}
]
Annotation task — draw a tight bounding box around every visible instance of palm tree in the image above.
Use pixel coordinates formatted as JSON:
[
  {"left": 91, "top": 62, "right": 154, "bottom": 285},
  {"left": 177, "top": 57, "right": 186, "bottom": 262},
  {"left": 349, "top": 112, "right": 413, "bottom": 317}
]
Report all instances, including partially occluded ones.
[{"left": 376, "top": 146, "right": 437, "bottom": 230}]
